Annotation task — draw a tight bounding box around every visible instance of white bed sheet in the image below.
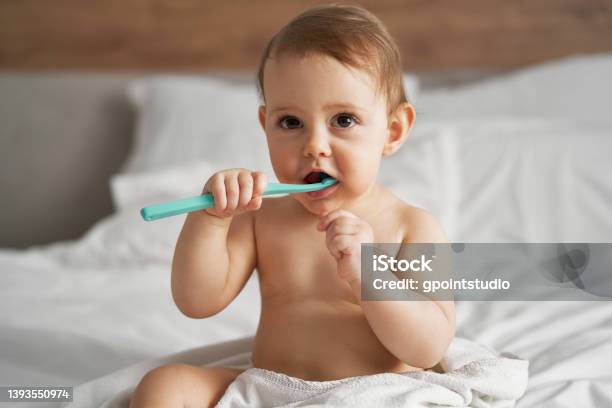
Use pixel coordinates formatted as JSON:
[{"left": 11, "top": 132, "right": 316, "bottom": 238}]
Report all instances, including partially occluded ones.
[
  {"left": 2, "top": 239, "right": 611, "bottom": 406},
  {"left": 0, "top": 243, "right": 261, "bottom": 387}
]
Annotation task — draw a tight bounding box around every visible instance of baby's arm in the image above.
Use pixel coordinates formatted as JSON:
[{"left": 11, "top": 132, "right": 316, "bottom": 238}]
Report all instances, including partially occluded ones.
[
  {"left": 171, "top": 169, "right": 267, "bottom": 318},
  {"left": 319, "top": 209, "right": 456, "bottom": 369},
  {"left": 363, "top": 211, "right": 455, "bottom": 368}
]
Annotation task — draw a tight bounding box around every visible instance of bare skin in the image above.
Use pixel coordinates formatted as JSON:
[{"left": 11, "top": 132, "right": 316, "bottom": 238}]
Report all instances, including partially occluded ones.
[
  {"left": 129, "top": 365, "right": 242, "bottom": 408},
  {"left": 130, "top": 53, "right": 455, "bottom": 408}
]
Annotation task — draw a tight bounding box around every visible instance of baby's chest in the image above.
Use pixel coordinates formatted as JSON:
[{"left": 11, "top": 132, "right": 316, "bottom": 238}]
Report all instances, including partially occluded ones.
[
  {"left": 256, "top": 226, "right": 334, "bottom": 287},
  {"left": 254, "top": 218, "right": 404, "bottom": 293}
]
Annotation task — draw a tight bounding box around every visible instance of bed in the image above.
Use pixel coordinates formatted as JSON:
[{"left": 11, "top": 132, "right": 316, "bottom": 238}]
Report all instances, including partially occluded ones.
[{"left": 2, "top": 49, "right": 612, "bottom": 407}]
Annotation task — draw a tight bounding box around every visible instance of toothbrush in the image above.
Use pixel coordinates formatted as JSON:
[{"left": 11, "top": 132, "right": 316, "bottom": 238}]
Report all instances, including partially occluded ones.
[{"left": 140, "top": 176, "right": 337, "bottom": 221}]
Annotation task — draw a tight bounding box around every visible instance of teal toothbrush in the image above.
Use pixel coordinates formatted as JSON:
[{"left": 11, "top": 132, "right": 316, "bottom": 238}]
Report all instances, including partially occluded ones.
[{"left": 140, "top": 176, "right": 337, "bottom": 221}]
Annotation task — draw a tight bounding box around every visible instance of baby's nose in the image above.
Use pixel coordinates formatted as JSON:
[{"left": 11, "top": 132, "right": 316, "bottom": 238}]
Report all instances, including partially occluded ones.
[{"left": 302, "top": 130, "right": 332, "bottom": 158}]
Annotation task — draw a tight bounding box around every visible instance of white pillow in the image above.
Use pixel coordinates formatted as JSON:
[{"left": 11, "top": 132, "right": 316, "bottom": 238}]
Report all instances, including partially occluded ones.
[
  {"left": 403, "top": 73, "right": 420, "bottom": 104},
  {"left": 439, "top": 118, "right": 612, "bottom": 242},
  {"left": 110, "top": 160, "right": 218, "bottom": 210},
  {"left": 47, "top": 161, "right": 221, "bottom": 267},
  {"left": 123, "top": 76, "right": 274, "bottom": 175},
  {"left": 378, "top": 123, "right": 458, "bottom": 235},
  {"left": 417, "top": 53, "right": 612, "bottom": 122},
  {"left": 380, "top": 116, "right": 612, "bottom": 242},
  {"left": 49, "top": 200, "right": 185, "bottom": 267},
  {"left": 122, "top": 74, "right": 419, "bottom": 175}
]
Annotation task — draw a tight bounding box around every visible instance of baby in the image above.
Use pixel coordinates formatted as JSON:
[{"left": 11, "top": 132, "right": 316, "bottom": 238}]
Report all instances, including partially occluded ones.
[{"left": 130, "top": 4, "right": 455, "bottom": 407}]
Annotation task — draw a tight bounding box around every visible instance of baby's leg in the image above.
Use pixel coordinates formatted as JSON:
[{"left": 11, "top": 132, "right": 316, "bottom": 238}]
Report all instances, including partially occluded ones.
[{"left": 129, "top": 364, "right": 243, "bottom": 408}]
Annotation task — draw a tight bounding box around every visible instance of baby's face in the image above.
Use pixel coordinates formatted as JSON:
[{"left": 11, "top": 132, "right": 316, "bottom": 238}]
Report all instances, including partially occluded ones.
[{"left": 259, "top": 53, "right": 393, "bottom": 215}]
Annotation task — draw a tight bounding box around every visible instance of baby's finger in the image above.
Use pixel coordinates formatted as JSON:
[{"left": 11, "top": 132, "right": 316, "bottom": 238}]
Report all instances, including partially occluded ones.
[
  {"left": 209, "top": 173, "right": 227, "bottom": 211},
  {"left": 247, "top": 196, "right": 263, "bottom": 211},
  {"left": 318, "top": 210, "right": 358, "bottom": 231},
  {"left": 329, "top": 220, "right": 360, "bottom": 236},
  {"left": 328, "top": 235, "right": 354, "bottom": 259},
  {"left": 225, "top": 175, "right": 240, "bottom": 211},
  {"left": 252, "top": 171, "right": 268, "bottom": 198},
  {"left": 237, "top": 172, "right": 254, "bottom": 208}
]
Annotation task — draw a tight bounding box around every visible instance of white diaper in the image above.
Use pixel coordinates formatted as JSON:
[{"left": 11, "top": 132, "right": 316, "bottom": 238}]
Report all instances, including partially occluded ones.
[{"left": 214, "top": 337, "right": 528, "bottom": 408}]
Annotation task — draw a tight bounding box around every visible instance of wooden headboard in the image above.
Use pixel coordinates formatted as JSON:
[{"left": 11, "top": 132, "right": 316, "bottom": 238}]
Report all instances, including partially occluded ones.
[
  {"left": 1, "top": 0, "right": 611, "bottom": 248},
  {"left": 1, "top": 0, "right": 612, "bottom": 71}
]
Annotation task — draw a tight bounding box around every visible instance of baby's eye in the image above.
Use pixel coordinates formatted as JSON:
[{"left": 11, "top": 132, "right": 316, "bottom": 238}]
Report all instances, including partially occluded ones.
[
  {"left": 332, "top": 113, "right": 358, "bottom": 128},
  {"left": 279, "top": 116, "right": 303, "bottom": 129}
]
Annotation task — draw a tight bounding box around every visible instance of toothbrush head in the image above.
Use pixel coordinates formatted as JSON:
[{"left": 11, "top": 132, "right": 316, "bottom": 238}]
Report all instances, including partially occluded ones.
[{"left": 320, "top": 175, "right": 337, "bottom": 186}]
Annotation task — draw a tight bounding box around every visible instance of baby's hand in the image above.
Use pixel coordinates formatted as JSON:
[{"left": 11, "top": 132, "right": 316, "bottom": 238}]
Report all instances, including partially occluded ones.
[
  {"left": 317, "top": 210, "right": 373, "bottom": 287},
  {"left": 202, "top": 169, "right": 267, "bottom": 218}
]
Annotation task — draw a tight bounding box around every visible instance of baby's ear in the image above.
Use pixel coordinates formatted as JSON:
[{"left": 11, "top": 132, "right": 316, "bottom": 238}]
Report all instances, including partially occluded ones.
[
  {"left": 382, "top": 103, "right": 416, "bottom": 156},
  {"left": 258, "top": 105, "right": 267, "bottom": 130}
]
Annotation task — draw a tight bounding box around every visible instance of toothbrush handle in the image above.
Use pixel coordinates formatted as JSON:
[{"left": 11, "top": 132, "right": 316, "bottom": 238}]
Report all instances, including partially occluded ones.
[
  {"left": 140, "top": 194, "right": 215, "bottom": 221},
  {"left": 140, "top": 187, "right": 280, "bottom": 221},
  {"left": 140, "top": 178, "right": 337, "bottom": 221}
]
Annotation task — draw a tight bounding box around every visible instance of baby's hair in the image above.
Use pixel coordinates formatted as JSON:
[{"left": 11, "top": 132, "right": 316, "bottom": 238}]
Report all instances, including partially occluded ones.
[{"left": 256, "top": 3, "right": 409, "bottom": 116}]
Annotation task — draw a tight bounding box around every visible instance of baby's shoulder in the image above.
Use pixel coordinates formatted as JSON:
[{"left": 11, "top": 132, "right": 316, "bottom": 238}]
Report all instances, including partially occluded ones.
[{"left": 391, "top": 201, "right": 447, "bottom": 244}]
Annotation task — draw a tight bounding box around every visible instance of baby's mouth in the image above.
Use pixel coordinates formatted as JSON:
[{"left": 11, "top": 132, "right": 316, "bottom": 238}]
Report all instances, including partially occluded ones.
[
  {"left": 303, "top": 171, "right": 331, "bottom": 184},
  {"left": 301, "top": 170, "right": 339, "bottom": 199}
]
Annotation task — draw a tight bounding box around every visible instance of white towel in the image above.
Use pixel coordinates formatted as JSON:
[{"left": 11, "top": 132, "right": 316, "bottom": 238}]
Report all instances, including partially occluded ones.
[
  {"left": 72, "top": 336, "right": 528, "bottom": 407},
  {"left": 215, "top": 337, "right": 528, "bottom": 408}
]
